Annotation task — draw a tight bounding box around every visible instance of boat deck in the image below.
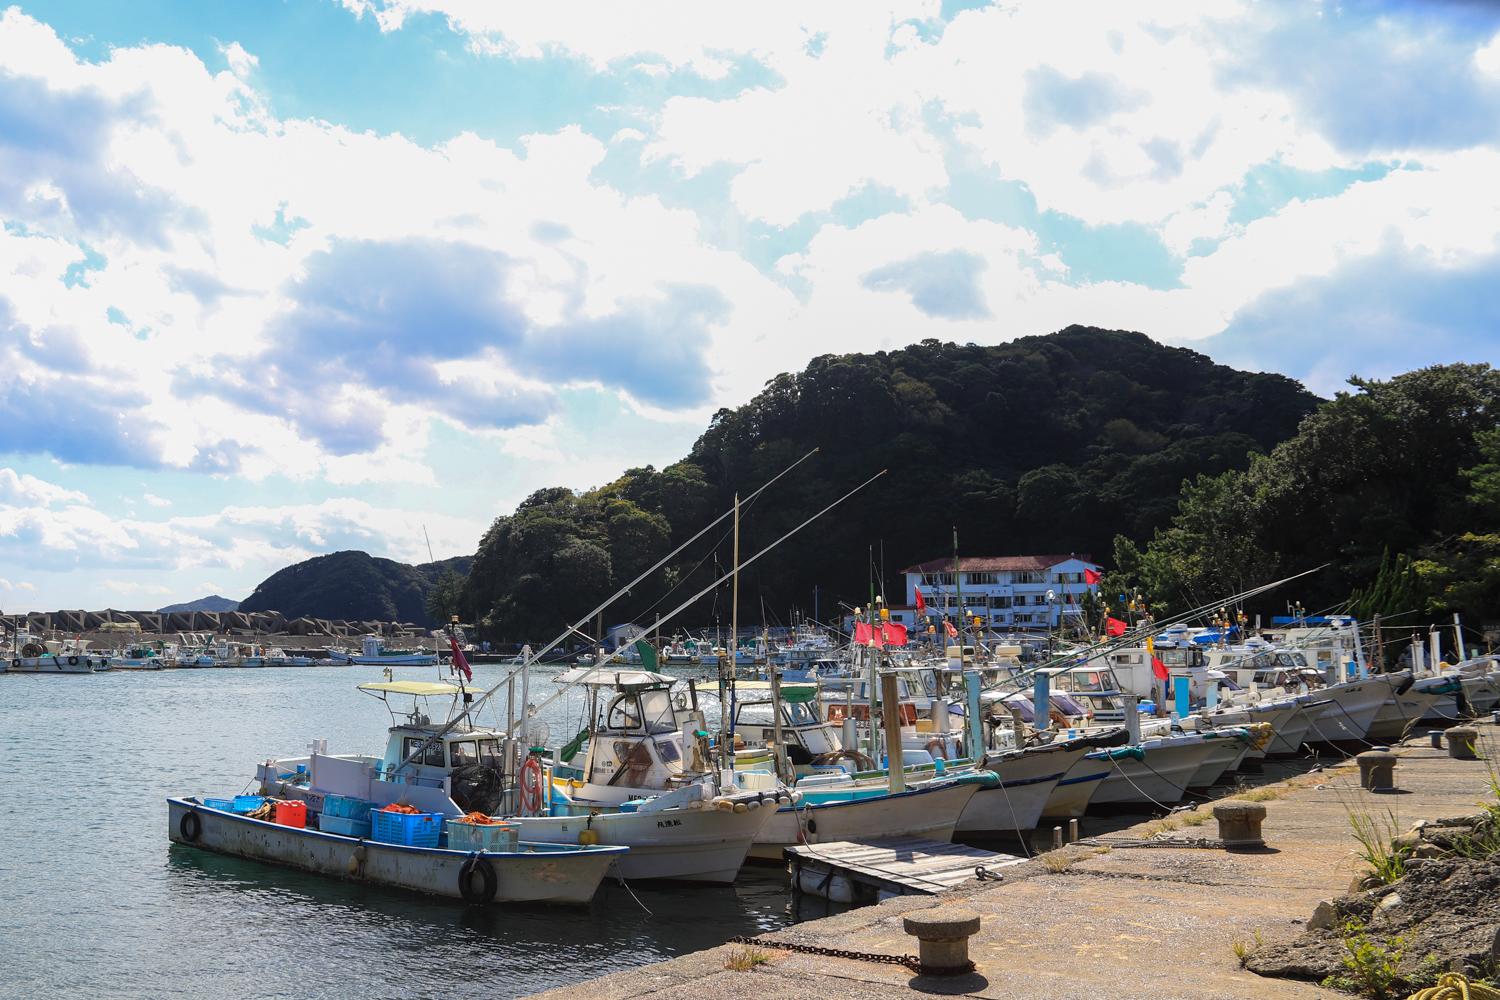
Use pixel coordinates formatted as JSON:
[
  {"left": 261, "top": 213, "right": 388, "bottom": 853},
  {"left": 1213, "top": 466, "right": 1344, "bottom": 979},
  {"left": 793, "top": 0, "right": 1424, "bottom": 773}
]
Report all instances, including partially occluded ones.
[{"left": 785, "top": 836, "right": 1024, "bottom": 898}]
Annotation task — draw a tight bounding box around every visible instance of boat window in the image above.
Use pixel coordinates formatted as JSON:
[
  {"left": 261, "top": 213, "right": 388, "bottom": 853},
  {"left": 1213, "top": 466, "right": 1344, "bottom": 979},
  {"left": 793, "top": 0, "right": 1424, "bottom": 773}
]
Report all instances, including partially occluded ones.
[
  {"left": 735, "top": 702, "right": 774, "bottom": 728},
  {"left": 655, "top": 737, "right": 681, "bottom": 763},
  {"left": 606, "top": 694, "right": 643, "bottom": 732},
  {"left": 448, "top": 740, "right": 478, "bottom": 768},
  {"left": 783, "top": 701, "right": 818, "bottom": 727},
  {"left": 477, "top": 739, "right": 504, "bottom": 769},
  {"left": 402, "top": 736, "right": 446, "bottom": 767},
  {"left": 638, "top": 689, "right": 678, "bottom": 735}
]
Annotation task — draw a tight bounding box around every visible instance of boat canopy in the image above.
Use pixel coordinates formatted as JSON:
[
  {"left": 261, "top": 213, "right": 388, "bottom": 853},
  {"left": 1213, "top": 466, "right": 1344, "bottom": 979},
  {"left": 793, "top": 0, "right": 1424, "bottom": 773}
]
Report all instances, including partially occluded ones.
[
  {"left": 555, "top": 665, "right": 675, "bottom": 688},
  {"left": 357, "top": 681, "right": 462, "bottom": 697}
]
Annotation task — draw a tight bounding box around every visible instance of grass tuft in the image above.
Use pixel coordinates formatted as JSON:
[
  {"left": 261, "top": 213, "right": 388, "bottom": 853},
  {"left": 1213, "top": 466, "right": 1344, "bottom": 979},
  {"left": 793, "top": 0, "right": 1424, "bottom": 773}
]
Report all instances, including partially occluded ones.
[{"left": 723, "top": 945, "right": 774, "bottom": 971}]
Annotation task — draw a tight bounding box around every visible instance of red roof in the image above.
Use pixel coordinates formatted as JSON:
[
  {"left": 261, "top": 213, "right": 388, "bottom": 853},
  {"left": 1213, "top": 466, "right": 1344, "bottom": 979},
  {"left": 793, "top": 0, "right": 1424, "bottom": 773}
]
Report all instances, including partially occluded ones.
[{"left": 900, "top": 554, "right": 1095, "bottom": 574}]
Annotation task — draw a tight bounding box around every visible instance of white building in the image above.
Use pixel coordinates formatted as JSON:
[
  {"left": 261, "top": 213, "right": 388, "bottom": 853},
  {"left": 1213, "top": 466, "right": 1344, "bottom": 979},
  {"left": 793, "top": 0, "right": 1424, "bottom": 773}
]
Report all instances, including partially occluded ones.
[{"left": 894, "top": 554, "right": 1102, "bottom": 631}]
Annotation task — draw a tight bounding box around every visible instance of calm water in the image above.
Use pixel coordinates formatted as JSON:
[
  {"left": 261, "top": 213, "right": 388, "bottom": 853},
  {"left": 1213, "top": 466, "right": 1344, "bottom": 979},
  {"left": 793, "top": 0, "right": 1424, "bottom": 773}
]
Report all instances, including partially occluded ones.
[{"left": 0, "top": 663, "right": 792, "bottom": 999}]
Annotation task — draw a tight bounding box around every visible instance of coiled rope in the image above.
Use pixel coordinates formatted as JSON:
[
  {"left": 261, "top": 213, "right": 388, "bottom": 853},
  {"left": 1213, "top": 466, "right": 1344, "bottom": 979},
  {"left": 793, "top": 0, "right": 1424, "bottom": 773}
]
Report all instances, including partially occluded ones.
[{"left": 1407, "top": 973, "right": 1500, "bottom": 1000}]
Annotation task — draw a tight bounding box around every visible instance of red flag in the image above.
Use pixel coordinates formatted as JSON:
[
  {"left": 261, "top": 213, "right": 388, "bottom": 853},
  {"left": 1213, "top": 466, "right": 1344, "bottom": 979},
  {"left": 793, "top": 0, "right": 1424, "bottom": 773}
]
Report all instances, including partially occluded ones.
[
  {"left": 1105, "top": 617, "right": 1127, "bottom": 637},
  {"left": 448, "top": 636, "right": 473, "bottom": 682},
  {"left": 1151, "top": 655, "right": 1169, "bottom": 681},
  {"left": 881, "top": 622, "right": 908, "bottom": 646},
  {"left": 914, "top": 586, "right": 926, "bottom": 616},
  {"left": 854, "top": 622, "right": 883, "bottom": 648},
  {"left": 1084, "top": 568, "right": 1102, "bottom": 585},
  {"left": 944, "top": 619, "right": 958, "bottom": 639}
]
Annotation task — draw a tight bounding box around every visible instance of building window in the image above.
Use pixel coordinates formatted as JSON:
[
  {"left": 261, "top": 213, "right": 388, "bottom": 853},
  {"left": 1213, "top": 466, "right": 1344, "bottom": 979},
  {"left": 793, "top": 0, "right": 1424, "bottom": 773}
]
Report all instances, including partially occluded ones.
[
  {"left": 989, "top": 596, "right": 1011, "bottom": 609},
  {"left": 966, "top": 572, "right": 997, "bottom": 585},
  {"left": 930, "top": 572, "right": 956, "bottom": 586},
  {"left": 1014, "top": 571, "right": 1044, "bottom": 584}
]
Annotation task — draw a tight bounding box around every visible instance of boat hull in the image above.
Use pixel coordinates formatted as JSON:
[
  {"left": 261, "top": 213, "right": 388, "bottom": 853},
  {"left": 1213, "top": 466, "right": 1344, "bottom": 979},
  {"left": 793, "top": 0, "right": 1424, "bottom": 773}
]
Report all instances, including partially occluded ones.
[
  {"left": 1304, "top": 675, "right": 1401, "bottom": 744},
  {"left": 513, "top": 804, "right": 773, "bottom": 883},
  {"left": 166, "top": 798, "right": 623, "bottom": 904},
  {"left": 749, "top": 780, "right": 981, "bottom": 861},
  {"left": 955, "top": 744, "right": 1086, "bottom": 835},
  {"left": 1187, "top": 735, "right": 1249, "bottom": 788},
  {"left": 350, "top": 655, "right": 438, "bottom": 666},
  {"left": 1043, "top": 760, "right": 1110, "bottom": 819},
  {"left": 7, "top": 656, "right": 97, "bottom": 673},
  {"left": 1367, "top": 683, "right": 1454, "bottom": 743},
  {"left": 1087, "top": 738, "right": 1218, "bottom": 807}
]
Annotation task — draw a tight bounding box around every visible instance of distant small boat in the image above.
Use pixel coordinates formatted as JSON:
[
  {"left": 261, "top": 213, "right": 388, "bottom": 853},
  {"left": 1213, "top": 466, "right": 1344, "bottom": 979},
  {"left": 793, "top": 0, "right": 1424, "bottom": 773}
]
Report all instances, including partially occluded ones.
[{"left": 349, "top": 634, "right": 437, "bottom": 666}]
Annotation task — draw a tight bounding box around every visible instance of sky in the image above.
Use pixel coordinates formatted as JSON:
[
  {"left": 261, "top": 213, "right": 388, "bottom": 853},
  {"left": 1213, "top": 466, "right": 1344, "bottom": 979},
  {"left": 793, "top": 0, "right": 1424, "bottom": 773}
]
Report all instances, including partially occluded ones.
[{"left": 1, "top": 0, "right": 1498, "bottom": 611}]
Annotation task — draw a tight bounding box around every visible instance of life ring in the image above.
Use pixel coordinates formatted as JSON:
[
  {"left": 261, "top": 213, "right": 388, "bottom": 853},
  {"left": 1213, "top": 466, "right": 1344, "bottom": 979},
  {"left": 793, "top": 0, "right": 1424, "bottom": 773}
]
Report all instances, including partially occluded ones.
[
  {"left": 519, "top": 757, "right": 545, "bottom": 816},
  {"left": 67, "top": 656, "right": 79, "bottom": 667},
  {"left": 458, "top": 854, "right": 496, "bottom": 904},
  {"left": 925, "top": 738, "right": 948, "bottom": 760},
  {"left": 179, "top": 810, "right": 202, "bottom": 842},
  {"left": 810, "top": 749, "right": 876, "bottom": 772}
]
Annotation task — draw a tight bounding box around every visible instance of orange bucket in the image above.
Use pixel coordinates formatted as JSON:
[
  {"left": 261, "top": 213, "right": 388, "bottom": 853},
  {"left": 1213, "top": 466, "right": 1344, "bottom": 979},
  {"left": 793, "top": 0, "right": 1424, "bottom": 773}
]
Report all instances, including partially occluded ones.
[{"left": 273, "top": 800, "right": 307, "bottom": 829}]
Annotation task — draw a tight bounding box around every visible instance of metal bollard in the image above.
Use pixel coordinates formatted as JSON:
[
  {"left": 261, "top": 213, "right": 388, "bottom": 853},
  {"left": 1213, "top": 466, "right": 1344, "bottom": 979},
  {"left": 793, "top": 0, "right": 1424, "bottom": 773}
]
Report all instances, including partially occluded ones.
[
  {"left": 903, "top": 908, "right": 982, "bottom": 975},
  {"left": 1212, "top": 799, "right": 1267, "bottom": 849},
  {"left": 1357, "top": 750, "right": 1398, "bottom": 791},
  {"left": 1428, "top": 730, "right": 1444, "bottom": 749},
  {"left": 1446, "top": 726, "right": 1479, "bottom": 761},
  {"left": 1052, "top": 826, "right": 1062, "bottom": 850},
  {"left": 1069, "top": 818, "right": 1079, "bottom": 843}
]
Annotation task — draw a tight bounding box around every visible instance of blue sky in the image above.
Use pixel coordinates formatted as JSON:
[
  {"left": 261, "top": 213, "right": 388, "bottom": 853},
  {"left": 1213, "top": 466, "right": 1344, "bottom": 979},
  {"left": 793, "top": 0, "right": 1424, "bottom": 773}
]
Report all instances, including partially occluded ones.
[{"left": 0, "top": 0, "right": 1497, "bottom": 609}]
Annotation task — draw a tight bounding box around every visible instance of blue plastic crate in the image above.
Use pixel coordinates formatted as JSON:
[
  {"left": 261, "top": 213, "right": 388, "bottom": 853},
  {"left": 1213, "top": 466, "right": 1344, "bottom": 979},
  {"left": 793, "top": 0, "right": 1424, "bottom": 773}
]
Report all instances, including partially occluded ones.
[
  {"left": 370, "top": 810, "right": 441, "bottom": 847},
  {"left": 321, "top": 794, "right": 373, "bottom": 821},
  {"left": 319, "top": 814, "right": 371, "bottom": 838},
  {"left": 231, "top": 795, "right": 266, "bottom": 814},
  {"left": 202, "top": 797, "right": 235, "bottom": 812}
]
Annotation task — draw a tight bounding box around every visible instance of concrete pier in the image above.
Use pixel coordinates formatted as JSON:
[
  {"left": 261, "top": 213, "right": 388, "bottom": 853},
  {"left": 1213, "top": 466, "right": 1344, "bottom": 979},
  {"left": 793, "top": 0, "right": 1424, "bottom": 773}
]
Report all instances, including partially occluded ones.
[{"left": 530, "top": 720, "right": 1499, "bottom": 1000}]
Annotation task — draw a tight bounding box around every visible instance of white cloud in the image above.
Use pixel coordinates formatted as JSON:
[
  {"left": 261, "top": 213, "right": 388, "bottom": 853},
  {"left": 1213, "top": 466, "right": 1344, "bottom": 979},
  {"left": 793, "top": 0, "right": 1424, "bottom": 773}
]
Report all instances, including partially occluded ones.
[
  {"left": 142, "top": 493, "right": 171, "bottom": 508},
  {"left": 0, "top": 468, "right": 87, "bottom": 507}
]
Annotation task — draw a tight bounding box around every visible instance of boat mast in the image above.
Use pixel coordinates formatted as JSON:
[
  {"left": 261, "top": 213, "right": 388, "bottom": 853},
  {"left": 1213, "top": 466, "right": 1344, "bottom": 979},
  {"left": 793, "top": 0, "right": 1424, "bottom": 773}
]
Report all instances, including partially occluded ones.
[{"left": 720, "top": 492, "right": 740, "bottom": 778}]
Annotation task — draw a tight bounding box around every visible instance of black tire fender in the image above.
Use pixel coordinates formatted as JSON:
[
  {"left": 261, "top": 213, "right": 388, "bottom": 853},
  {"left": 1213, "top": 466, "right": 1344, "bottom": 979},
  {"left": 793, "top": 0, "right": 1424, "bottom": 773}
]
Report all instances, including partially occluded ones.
[
  {"left": 67, "top": 656, "right": 79, "bottom": 667},
  {"left": 179, "top": 809, "right": 203, "bottom": 842},
  {"left": 459, "top": 853, "right": 496, "bottom": 904}
]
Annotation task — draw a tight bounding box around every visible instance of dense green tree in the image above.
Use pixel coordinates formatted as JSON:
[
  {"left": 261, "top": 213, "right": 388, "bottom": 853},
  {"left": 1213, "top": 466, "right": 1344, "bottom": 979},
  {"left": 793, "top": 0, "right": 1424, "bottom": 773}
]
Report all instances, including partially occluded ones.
[{"left": 1137, "top": 363, "right": 1500, "bottom": 624}]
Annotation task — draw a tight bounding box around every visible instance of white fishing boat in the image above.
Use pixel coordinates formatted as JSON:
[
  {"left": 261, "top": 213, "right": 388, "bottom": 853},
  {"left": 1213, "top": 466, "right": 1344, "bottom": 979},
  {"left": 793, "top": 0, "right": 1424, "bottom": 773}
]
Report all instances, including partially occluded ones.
[
  {"left": 746, "top": 774, "right": 991, "bottom": 861},
  {"left": 1197, "top": 697, "right": 1311, "bottom": 757},
  {"left": 260, "top": 677, "right": 771, "bottom": 885},
  {"left": 166, "top": 796, "right": 622, "bottom": 904},
  {"left": 350, "top": 634, "right": 437, "bottom": 666},
  {"left": 1083, "top": 733, "right": 1220, "bottom": 807},
  {"left": 5, "top": 632, "right": 106, "bottom": 673},
  {"left": 1366, "top": 674, "right": 1462, "bottom": 743}
]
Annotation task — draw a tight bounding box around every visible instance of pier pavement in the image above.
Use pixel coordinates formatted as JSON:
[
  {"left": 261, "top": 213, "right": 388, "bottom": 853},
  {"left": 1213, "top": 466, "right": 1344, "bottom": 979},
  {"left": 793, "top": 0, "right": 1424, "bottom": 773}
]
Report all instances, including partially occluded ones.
[{"left": 531, "top": 720, "right": 1500, "bottom": 1000}]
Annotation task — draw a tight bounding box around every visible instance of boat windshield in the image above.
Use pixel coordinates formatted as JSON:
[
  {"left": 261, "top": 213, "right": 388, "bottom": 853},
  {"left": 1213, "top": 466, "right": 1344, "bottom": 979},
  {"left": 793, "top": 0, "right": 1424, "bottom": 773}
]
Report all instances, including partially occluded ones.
[{"left": 1277, "top": 652, "right": 1308, "bottom": 667}]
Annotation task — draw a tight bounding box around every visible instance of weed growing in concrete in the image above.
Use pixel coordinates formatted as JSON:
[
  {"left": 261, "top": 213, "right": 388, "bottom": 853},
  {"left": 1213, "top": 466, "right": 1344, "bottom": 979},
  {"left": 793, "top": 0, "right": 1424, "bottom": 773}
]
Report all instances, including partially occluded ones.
[
  {"left": 1321, "top": 919, "right": 1406, "bottom": 1000},
  {"left": 723, "top": 945, "right": 773, "bottom": 971},
  {"left": 1040, "top": 852, "right": 1074, "bottom": 873},
  {"left": 1344, "top": 801, "right": 1409, "bottom": 885},
  {"left": 1230, "top": 929, "right": 1264, "bottom": 968}
]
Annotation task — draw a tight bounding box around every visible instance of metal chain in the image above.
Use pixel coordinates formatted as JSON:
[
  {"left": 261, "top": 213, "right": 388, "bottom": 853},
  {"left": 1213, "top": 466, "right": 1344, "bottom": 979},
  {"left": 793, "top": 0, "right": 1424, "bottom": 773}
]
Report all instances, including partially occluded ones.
[{"left": 726, "top": 935, "right": 925, "bottom": 972}]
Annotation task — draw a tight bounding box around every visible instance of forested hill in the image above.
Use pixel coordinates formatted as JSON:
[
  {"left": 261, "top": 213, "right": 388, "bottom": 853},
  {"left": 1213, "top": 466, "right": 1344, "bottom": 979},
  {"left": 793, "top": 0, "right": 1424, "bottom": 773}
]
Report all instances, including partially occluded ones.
[
  {"left": 239, "top": 550, "right": 473, "bottom": 626},
  {"left": 456, "top": 327, "right": 1320, "bottom": 638}
]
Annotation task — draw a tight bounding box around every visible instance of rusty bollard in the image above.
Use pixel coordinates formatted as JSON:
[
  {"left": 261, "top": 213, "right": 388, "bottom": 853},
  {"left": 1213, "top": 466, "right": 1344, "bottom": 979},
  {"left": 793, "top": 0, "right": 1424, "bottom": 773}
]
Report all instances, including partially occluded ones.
[
  {"left": 1212, "top": 800, "right": 1266, "bottom": 849},
  {"left": 903, "top": 908, "right": 981, "bottom": 975},
  {"left": 1357, "top": 750, "right": 1398, "bottom": 791},
  {"left": 1446, "top": 726, "right": 1479, "bottom": 760}
]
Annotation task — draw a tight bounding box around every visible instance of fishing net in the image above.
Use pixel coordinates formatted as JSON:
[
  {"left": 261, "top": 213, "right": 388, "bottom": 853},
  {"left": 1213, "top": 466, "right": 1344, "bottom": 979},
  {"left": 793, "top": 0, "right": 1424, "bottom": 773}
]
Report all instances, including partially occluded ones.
[{"left": 449, "top": 764, "right": 505, "bottom": 816}]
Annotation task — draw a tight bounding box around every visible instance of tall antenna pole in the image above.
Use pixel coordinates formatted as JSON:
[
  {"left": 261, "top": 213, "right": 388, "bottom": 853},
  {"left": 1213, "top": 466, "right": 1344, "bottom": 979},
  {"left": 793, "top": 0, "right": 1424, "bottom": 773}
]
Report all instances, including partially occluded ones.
[
  {"left": 953, "top": 526, "right": 963, "bottom": 646},
  {"left": 721, "top": 493, "right": 740, "bottom": 774},
  {"left": 422, "top": 524, "right": 435, "bottom": 564}
]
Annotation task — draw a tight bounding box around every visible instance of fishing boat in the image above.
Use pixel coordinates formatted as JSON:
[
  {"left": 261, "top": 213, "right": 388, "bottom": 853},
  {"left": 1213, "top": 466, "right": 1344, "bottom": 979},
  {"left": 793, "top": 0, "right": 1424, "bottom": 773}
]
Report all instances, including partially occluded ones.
[
  {"left": 4, "top": 631, "right": 107, "bottom": 673},
  {"left": 349, "top": 634, "right": 438, "bottom": 666},
  {"left": 166, "top": 795, "right": 622, "bottom": 905},
  {"left": 258, "top": 677, "right": 770, "bottom": 885}
]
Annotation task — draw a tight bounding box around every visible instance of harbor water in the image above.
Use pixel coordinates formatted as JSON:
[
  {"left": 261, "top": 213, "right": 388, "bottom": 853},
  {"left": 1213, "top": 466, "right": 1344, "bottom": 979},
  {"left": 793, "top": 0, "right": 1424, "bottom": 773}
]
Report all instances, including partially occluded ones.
[{"left": 0, "top": 663, "right": 791, "bottom": 999}]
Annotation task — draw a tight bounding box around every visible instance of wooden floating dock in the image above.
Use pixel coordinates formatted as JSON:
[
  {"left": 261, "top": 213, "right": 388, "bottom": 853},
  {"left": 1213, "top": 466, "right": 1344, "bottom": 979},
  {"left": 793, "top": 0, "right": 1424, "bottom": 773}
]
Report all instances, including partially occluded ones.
[{"left": 785, "top": 837, "right": 1026, "bottom": 903}]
